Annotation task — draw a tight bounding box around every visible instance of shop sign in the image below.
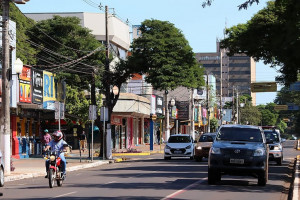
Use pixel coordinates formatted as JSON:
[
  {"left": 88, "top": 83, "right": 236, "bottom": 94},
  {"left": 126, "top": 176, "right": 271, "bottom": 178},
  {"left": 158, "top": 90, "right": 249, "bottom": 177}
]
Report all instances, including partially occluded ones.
[
  {"left": 32, "top": 69, "right": 43, "bottom": 104},
  {"left": 43, "top": 71, "right": 56, "bottom": 110},
  {"left": 177, "top": 101, "right": 189, "bottom": 120},
  {"left": 111, "top": 116, "right": 122, "bottom": 125},
  {"left": 19, "top": 66, "right": 31, "bottom": 103},
  {"left": 156, "top": 95, "right": 164, "bottom": 115}
]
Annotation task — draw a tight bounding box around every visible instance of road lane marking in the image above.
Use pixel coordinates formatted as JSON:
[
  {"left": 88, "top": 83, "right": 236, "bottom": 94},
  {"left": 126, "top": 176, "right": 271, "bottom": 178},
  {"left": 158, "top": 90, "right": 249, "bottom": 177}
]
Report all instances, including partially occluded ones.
[
  {"left": 51, "top": 191, "right": 77, "bottom": 199},
  {"left": 105, "top": 181, "right": 116, "bottom": 184},
  {"left": 161, "top": 178, "right": 207, "bottom": 200}
]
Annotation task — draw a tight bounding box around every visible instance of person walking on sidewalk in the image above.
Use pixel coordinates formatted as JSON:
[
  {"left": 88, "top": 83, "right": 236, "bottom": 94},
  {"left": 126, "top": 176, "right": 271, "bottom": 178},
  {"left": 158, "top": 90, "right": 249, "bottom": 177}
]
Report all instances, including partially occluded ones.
[
  {"left": 41, "top": 129, "right": 51, "bottom": 155},
  {"left": 157, "top": 129, "right": 161, "bottom": 145},
  {"left": 79, "top": 131, "right": 87, "bottom": 152},
  {"left": 44, "top": 130, "right": 68, "bottom": 179}
]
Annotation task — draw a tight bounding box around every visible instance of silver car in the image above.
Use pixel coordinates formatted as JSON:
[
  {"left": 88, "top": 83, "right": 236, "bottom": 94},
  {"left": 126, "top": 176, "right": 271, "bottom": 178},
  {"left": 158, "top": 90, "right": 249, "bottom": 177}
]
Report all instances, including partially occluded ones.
[
  {"left": 263, "top": 130, "right": 283, "bottom": 165},
  {"left": 164, "top": 134, "right": 194, "bottom": 160}
]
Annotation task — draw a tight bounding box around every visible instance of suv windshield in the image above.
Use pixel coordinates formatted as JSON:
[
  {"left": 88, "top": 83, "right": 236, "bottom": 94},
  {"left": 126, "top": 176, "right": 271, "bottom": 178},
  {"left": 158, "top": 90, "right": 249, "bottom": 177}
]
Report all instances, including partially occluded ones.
[
  {"left": 199, "top": 135, "right": 216, "bottom": 142},
  {"left": 263, "top": 131, "right": 280, "bottom": 142},
  {"left": 216, "top": 127, "right": 263, "bottom": 142},
  {"left": 168, "top": 136, "right": 191, "bottom": 143}
]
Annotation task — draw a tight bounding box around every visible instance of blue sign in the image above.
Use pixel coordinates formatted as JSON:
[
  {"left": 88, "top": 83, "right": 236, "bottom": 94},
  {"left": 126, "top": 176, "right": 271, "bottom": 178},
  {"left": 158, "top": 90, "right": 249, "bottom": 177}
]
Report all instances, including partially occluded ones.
[
  {"left": 289, "top": 81, "right": 300, "bottom": 91},
  {"left": 287, "top": 103, "right": 299, "bottom": 111}
]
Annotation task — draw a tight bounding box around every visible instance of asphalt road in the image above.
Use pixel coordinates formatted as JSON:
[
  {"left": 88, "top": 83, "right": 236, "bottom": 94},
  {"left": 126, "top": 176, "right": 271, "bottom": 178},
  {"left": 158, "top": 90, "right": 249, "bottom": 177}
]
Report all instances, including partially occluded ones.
[{"left": 0, "top": 140, "right": 298, "bottom": 200}]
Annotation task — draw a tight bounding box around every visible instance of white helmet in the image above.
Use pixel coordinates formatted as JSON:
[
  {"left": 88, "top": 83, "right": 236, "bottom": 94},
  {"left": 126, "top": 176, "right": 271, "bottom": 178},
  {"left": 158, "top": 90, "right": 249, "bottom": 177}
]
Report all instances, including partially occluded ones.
[{"left": 53, "top": 130, "right": 63, "bottom": 141}]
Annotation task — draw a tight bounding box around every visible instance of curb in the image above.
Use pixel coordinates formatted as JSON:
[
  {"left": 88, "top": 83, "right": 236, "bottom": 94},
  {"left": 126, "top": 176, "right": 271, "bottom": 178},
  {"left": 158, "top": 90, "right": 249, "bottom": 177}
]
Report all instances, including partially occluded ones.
[
  {"left": 112, "top": 151, "right": 164, "bottom": 156},
  {"left": 4, "top": 160, "right": 110, "bottom": 182}
]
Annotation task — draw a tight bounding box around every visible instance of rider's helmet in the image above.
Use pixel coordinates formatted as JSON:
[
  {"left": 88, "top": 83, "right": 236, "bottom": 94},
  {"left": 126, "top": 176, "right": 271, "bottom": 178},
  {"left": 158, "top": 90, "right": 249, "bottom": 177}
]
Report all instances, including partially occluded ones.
[
  {"left": 52, "top": 130, "right": 63, "bottom": 142},
  {"left": 44, "top": 129, "right": 48, "bottom": 133}
]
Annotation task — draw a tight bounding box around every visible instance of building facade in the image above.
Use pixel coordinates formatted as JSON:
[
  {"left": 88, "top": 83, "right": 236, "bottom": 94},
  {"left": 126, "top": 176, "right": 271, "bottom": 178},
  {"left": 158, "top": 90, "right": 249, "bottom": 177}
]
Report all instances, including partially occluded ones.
[{"left": 195, "top": 41, "right": 256, "bottom": 105}]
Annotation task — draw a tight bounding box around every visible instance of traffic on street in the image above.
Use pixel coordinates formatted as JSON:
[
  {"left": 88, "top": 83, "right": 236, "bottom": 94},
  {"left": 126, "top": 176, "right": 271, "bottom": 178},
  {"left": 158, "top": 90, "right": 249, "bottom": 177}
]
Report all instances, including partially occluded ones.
[{"left": 0, "top": 140, "right": 298, "bottom": 200}]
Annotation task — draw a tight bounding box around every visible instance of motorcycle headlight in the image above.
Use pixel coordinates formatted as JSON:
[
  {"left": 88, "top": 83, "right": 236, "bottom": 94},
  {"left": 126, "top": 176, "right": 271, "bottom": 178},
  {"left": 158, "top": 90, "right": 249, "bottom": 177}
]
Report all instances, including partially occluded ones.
[
  {"left": 50, "top": 155, "right": 56, "bottom": 162},
  {"left": 254, "top": 148, "right": 265, "bottom": 156},
  {"left": 196, "top": 146, "right": 202, "bottom": 150},
  {"left": 186, "top": 145, "right": 192, "bottom": 149},
  {"left": 211, "top": 147, "right": 221, "bottom": 154},
  {"left": 165, "top": 145, "right": 171, "bottom": 150}
]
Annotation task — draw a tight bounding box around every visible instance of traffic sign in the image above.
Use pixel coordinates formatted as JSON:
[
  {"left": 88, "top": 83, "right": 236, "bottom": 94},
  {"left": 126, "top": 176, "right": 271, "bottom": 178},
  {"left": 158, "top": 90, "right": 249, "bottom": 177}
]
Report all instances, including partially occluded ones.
[
  {"left": 287, "top": 103, "right": 299, "bottom": 111},
  {"left": 274, "top": 105, "right": 288, "bottom": 111},
  {"left": 289, "top": 81, "right": 300, "bottom": 91},
  {"left": 55, "top": 102, "right": 65, "bottom": 119},
  {"left": 89, "top": 105, "right": 97, "bottom": 121},
  {"left": 251, "top": 82, "right": 277, "bottom": 92}
]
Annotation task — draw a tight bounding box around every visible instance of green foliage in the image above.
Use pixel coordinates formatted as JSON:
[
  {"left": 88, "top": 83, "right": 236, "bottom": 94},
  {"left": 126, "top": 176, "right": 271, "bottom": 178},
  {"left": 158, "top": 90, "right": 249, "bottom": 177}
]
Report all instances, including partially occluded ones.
[
  {"left": 276, "top": 119, "right": 287, "bottom": 134},
  {"left": 127, "top": 19, "right": 205, "bottom": 91},
  {"left": 220, "top": 0, "right": 300, "bottom": 85},
  {"left": 1, "top": 3, "right": 37, "bottom": 64},
  {"left": 240, "top": 105, "right": 262, "bottom": 125},
  {"left": 202, "top": 0, "right": 260, "bottom": 10},
  {"left": 210, "top": 118, "right": 219, "bottom": 132},
  {"left": 27, "top": 15, "right": 105, "bottom": 90}
]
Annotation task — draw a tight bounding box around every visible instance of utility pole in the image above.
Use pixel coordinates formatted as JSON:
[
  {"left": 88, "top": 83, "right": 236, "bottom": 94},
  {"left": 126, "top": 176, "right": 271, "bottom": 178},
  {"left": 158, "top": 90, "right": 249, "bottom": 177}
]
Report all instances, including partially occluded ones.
[
  {"left": 164, "top": 91, "right": 170, "bottom": 141},
  {"left": 236, "top": 89, "right": 239, "bottom": 124},
  {"left": 190, "top": 89, "right": 195, "bottom": 139},
  {"left": 104, "top": 5, "right": 111, "bottom": 159},
  {"left": 206, "top": 74, "right": 210, "bottom": 133},
  {"left": 220, "top": 51, "right": 223, "bottom": 126},
  {"left": 1, "top": 0, "right": 11, "bottom": 175}
]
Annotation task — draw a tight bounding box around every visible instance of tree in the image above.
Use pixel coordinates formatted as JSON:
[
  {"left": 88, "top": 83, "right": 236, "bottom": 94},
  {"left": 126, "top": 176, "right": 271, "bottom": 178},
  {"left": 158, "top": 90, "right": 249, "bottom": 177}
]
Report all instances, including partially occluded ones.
[
  {"left": 220, "top": 0, "right": 300, "bottom": 85},
  {"left": 202, "top": 0, "right": 260, "bottom": 10},
  {"left": 210, "top": 118, "right": 218, "bottom": 132},
  {"left": 27, "top": 16, "right": 106, "bottom": 123},
  {"left": 240, "top": 105, "right": 262, "bottom": 125},
  {"left": 126, "top": 19, "right": 205, "bottom": 91}
]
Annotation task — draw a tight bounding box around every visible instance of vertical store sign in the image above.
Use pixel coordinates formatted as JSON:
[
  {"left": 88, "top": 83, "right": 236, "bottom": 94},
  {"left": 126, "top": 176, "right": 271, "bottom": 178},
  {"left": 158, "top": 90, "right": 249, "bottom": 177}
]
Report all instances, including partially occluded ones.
[
  {"left": 32, "top": 69, "right": 43, "bottom": 104},
  {"left": 19, "top": 66, "right": 31, "bottom": 103},
  {"left": 43, "top": 71, "right": 56, "bottom": 110}
]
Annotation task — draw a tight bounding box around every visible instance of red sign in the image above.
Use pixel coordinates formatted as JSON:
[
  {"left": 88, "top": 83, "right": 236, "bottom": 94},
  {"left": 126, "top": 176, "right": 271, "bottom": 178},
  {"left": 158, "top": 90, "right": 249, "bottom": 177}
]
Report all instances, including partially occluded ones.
[{"left": 111, "top": 116, "right": 122, "bottom": 126}]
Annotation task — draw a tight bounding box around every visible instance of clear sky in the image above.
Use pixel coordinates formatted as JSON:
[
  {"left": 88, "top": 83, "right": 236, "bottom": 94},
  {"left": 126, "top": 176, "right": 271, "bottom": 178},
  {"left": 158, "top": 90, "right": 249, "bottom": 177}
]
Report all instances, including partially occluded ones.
[{"left": 16, "top": 0, "right": 279, "bottom": 105}]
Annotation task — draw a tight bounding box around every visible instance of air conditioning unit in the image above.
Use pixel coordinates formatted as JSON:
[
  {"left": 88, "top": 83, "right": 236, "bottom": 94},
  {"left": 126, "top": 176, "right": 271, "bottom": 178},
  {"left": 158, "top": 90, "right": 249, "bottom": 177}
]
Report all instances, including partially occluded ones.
[{"left": 13, "top": 0, "right": 29, "bottom": 4}]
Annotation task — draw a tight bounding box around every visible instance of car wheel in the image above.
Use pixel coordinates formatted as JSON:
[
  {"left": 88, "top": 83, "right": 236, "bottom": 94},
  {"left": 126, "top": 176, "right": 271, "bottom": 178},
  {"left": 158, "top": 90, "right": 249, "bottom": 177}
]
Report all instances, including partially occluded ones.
[
  {"left": 0, "top": 167, "right": 4, "bottom": 187},
  {"left": 257, "top": 170, "right": 268, "bottom": 186},
  {"left": 208, "top": 168, "right": 217, "bottom": 185}
]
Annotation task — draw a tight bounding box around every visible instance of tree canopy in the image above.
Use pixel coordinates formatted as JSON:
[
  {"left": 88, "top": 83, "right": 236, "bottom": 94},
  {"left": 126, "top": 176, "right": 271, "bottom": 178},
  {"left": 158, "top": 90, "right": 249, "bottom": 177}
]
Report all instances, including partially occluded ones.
[
  {"left": 220, "top": 0, "right": 300, "bottom": 85},
  {"left": 202, "top": 0, "right": 260, "bottom": 10},
  {"left": 126, "top": 19, "right": 205, "bottom": 91}
]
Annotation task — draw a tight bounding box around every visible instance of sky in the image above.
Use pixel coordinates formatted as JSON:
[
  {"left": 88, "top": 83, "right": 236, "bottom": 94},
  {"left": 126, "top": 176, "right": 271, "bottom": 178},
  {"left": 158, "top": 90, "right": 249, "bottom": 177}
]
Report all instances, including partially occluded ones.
[{"left": 16, "top": 0, "right": 279, "bottom": 105}]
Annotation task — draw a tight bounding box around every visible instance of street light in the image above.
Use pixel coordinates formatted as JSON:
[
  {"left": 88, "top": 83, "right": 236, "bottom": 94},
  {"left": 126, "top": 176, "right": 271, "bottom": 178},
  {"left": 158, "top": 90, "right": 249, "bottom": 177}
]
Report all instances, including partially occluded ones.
[{"left": 14, "top": 58, "right": 23, "bottom": 79}]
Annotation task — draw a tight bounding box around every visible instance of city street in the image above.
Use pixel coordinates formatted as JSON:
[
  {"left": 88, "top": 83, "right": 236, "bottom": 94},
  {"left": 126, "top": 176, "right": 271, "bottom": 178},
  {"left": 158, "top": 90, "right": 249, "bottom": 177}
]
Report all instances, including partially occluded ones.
[{"left": 0, "top": 140, "right": 297, "bottom": 200}]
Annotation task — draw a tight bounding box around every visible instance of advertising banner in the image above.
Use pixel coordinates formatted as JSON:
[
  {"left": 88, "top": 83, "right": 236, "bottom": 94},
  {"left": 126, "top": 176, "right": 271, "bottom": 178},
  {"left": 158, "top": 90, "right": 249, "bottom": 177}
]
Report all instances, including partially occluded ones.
[
  {"left": 32, "top": 69, "right": 43, "bottom": 104},
  {"left": 177, "top": 101, "right": 189, "bottom": 120},
  {"left": 19, "top": 66, "right": 31, "bottom": 103},
  {"left": 43, "top": 71, "right": 56, "bottom": 110}
]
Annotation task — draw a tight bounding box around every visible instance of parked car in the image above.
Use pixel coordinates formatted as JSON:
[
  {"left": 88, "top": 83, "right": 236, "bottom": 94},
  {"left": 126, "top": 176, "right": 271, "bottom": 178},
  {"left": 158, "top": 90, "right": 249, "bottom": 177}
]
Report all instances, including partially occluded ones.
[
  {"left": 194, "top": 132, "right": 216, "bottom": 162},
  {"left": 208, "top": 124, "right": 269, "bottom": 186},
  {"left": 263, "top": 130, "right": 283, "bottom": 165},
  {"left": 164, "top": 134, "right": 194, "bottom": 160}
]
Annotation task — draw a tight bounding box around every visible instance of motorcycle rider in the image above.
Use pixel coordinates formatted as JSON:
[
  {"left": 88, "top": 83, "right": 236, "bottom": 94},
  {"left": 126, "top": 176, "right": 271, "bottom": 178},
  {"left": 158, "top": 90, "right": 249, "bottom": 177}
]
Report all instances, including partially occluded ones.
[{"left": 44, "top": 130, "right": 68, "bottom": 179}]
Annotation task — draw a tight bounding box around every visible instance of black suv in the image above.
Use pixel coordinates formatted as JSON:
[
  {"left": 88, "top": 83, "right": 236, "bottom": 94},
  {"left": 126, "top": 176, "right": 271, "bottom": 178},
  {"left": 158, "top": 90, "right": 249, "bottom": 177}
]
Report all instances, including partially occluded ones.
[{"left": 208, "top": 124, "right": 269, "bottom": 186}]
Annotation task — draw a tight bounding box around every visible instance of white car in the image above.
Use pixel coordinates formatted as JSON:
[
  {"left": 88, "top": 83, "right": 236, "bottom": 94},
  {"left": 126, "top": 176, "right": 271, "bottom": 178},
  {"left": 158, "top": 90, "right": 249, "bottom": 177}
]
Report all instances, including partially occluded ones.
[{"left": 164, "top": 134, "right": 194, "bottom": 160}]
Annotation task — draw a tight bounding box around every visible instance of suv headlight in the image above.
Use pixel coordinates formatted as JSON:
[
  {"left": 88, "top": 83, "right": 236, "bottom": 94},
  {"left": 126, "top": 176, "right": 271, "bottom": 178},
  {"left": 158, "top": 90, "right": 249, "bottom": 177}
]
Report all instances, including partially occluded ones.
[
  {"left": 196, "top": 146, "right": 202, "bottom": 150},
  {"left": 165, "top": 145, "right": 171, "bottom": 150},
  {"left": 186, "top": 145, "right": 192, "bottom": 149},
  {"left": 274, "top": 145, "right": 282, "bottom": 151},
  {"left": 254, "top": 148, "right": 265, "bottom": 156},
  {"left": 211, "top": 147, "right": 221, "bottom": 154}
]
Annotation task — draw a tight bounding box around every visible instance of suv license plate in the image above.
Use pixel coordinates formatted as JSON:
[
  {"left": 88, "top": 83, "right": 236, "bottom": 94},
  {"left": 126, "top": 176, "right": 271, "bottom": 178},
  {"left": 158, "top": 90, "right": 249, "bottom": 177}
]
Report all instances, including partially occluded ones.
[
  {"left": 174, "top": 151, "right": 182, "bottom": 154},
  {"left": 230, "top": 159, "right": 244, "bottom": 164}
]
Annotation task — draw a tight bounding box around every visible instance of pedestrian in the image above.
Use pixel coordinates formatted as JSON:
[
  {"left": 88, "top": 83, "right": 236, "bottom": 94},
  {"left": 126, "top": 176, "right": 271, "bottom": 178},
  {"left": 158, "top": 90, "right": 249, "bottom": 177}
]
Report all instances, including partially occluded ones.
[
  {"left": 79, "top": 131, "right": 87, "bottom": 152},
  {"left": 157, "top": 129, "right": 161, "bottom": 144},
  {"left": 41, "top": 129, "right": 51, "bottom": 156}
]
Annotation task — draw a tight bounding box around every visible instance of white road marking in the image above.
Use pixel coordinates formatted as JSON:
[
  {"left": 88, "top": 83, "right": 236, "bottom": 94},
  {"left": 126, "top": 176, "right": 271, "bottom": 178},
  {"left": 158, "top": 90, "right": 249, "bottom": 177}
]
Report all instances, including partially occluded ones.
[
  {"left": 105, "top": 181, "right": 116, "bottom": 184},
  {"left": 51, "top": 191, "right": 77, "bottom": 199},
  {"left": 161, "top": 178, "right": 207, "bottom": 200}
]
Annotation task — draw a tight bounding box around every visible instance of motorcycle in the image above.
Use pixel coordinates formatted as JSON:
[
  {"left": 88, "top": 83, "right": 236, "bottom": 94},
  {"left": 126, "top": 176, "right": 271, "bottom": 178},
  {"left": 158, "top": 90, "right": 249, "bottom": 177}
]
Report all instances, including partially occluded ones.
[{"left": 44, "top": 150, "right": 65, "bottom": 188}]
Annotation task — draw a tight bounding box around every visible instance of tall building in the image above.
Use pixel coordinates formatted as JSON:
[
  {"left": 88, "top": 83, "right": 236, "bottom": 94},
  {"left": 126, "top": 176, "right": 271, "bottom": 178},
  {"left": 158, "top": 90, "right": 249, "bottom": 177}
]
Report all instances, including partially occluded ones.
[{"left": 195, "top": 41, "right": 256, "bottom": 105}]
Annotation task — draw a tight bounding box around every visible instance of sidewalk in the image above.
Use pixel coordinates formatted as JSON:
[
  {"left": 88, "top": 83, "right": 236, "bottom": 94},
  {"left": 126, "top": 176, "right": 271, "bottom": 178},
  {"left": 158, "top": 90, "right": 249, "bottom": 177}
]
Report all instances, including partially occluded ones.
[{"left": 6, "top": 144, "right": 164, "bottom": 182}]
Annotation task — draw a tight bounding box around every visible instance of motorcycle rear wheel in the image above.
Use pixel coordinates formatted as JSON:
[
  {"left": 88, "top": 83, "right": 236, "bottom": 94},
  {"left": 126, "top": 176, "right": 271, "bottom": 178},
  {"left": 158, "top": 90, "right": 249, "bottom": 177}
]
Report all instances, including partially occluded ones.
[{"left": 48, "top": 169, "right": 55, "bottom": 188}]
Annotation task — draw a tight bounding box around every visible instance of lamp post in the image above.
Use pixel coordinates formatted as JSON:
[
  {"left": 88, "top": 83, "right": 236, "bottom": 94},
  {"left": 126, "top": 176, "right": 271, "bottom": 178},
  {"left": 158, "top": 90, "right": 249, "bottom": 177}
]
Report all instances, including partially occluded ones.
[
  {"left": 170, "top": 98, "right": 176, "bottom": 135},
  {"left": 239, "top": 102, "right": 245, "bottom": 124}
]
